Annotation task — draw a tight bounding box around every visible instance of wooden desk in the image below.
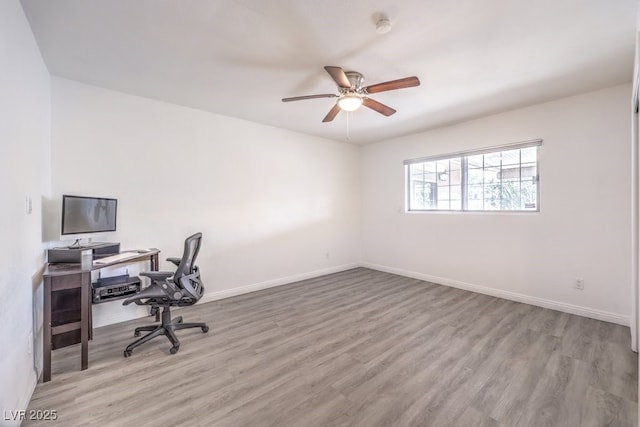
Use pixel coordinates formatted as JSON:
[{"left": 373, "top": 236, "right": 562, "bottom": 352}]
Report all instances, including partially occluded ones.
[{"left": 42, "top": 249, "right": 159, "bottom": 382}]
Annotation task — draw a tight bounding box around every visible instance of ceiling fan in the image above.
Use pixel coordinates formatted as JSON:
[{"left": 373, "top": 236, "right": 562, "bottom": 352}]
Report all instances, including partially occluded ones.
[{"left": 282, "top": 66, "right": 420, "bottom": 122}]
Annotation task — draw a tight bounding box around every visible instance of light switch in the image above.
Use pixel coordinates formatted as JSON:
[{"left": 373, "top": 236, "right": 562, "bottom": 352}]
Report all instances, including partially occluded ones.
[{"left": 26, "top": 195, "right": 32, "bottom": 214}]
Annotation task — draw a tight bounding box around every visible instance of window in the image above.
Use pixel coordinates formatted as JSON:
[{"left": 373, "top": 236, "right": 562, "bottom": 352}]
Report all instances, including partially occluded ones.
[{"left": 405, "top": 140, "right": 540, "bottom": 212}]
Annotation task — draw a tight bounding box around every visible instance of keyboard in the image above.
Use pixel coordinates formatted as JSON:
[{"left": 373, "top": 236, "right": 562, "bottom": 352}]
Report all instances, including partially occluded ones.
[{"left": 93, "top": 252, "right": 139, "bottom": 265}]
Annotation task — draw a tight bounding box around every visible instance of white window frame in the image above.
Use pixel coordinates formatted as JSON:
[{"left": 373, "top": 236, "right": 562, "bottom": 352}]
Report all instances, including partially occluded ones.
[{"left": 404, "top": 139, "right": 542, "bottom": 213}]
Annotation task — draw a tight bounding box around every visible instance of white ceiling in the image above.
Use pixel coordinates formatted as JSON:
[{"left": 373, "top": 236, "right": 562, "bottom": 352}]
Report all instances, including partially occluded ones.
[{"left": 21, "top": 0, "right": 637, "bottom": 144}]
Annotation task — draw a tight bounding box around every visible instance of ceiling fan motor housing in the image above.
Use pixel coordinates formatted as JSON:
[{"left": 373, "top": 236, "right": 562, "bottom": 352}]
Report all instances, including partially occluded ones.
[{"left": 344, "top": 71, "right": 364, "bottom": 91}]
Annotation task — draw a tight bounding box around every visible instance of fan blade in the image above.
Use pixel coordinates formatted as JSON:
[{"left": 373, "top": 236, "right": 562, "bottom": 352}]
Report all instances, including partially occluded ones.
[
  {"left": 322, "top": 104, "right": 341, "bottom": 122},
  {"left": 364, "top": 76, "right": 420, "bottom": 94},
  {"left": 324, "top": 66, "right": 351, "bottom": 89},
  {"left": 282, "top": 94, "right": 337, "bottom": 102},
  {"left": 363, "top": 98, "right": 396, "bottom": 116}
]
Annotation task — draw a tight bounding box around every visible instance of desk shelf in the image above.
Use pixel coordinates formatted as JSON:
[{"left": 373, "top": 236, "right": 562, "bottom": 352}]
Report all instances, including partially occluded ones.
[{"left": 92, "top": 275, "right": 141, "bottom": 304}]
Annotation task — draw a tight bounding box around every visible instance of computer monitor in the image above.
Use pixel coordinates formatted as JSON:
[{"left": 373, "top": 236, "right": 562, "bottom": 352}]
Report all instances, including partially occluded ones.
[{"left": 61, "top": 195, "right": 117, "bottom": 247}]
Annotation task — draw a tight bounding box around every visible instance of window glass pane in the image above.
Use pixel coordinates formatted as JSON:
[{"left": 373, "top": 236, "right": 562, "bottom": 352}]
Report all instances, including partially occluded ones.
[
  {"left": 522, "top": 180, "right": 537, "bottom": 209},
  {"left": 467, "top": 199, "right": 483, "bottom": 210},
  {"left": 409, "top": 168, "right": 422, "bottom": 180},
  {"left": 412, "top": 182, "right": 430, "bottom": 209},
  {"left": 449, "top": 169, "right": 461, "bottom": 185},
  {"left": 437, "top": 200, "right": 450, "bottom": 209},
  {"left": 501, "top": 149, "right": 520, "bottom": 166},
  {"left": 437, "top": 171, "right": 449, "bottom": 185},
  {"left": 409, "top": 181, "right": 421, "bottom": 209},
  {"left": 521, "top": 146, "right": 537, "bottom": 163},
  {"left": 467, "top": 154, "right": 483, "bottom": 168},
  {"left": 521, "top": 163, "right": 537, "bottom": 179},
  {"left": 450, "top": 185, "right": 461, "bottom": 200},
  {"left": 406, "top": 145, "right": 539, "bottom": 212},
  {"left": 484, "top": 182, "right": 503, "bottom": 210},
  {"left": 501, "top": 182, "right": 521, "bottom": 209},
  {"left": 484, "top": 167, "right": 500, "bottom": 184},
  {"left": 436, "top": 159, "right": 449, "bottom": 173},
  {"left": 423, "top": 162, "right": 436, "bottom": 173},
  {"left": 412, "top": 161, "right": 436, "bottom": 182},
  {"left": 499, "top": 166, "right": 520, "bottom": 182},
  {"left": 468, "top": 168, "right": 483, "bottom": 185},
  {"left": 467, "top": 184, "right": 484, "bottom": 204},
  {"left": 482, "top": 201, "right": 500, "bottom": 211},
  {"left": 409, "top": 164, "right": 427, "bottom": 209},
  {"left": 484, "top": 152, "right": 501, "bottom": 167},
  {"left": 408, "top": 161, "right": 438, "bottom": 210},
  {"left": 437, "top": 186, "right": 450, "bottom": 201}
]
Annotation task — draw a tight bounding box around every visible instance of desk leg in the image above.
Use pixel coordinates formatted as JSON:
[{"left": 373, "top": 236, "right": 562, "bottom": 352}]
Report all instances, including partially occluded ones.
[
  {"left": 150, "top": 253, "right": 159, "bottom": 271},
  {"left": 43, "top": 277, "right": 52, "bottom": 383},
  {"left": 80, "top": 272, "right": 90, "bottom": 371}
]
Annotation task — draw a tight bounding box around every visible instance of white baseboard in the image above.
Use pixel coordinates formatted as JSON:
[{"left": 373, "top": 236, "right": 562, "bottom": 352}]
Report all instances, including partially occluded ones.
[
  {"left": 15, "top": 373, "right": 38, "bottom": 426},
  {"left": 361, "top": 262, "right": 630, "bottom": 327},
  {"left": 199, "top": 263, "right": 361, "bottom": 305}
]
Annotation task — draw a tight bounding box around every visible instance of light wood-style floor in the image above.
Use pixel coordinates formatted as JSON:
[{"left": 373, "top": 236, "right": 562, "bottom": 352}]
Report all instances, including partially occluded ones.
[{"left": 27, "top": 268, "right": 637, "bottom": 426}]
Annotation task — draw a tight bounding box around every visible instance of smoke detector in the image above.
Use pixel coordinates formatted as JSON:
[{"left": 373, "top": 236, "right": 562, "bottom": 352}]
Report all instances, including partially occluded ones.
[{"left": 375, "top": 18, "right": 392, "bottom": 34}]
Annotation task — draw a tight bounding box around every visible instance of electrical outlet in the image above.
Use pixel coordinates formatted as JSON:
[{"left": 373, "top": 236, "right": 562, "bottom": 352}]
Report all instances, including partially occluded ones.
[
  {"left": 27, "top": 332, "right": 33, "bottom": 355},
  {"left": 25, "top": 195, "right": 32, "bottom": 214},
  {"left": 575, "top": 278, "right": 584, "bottom": 290},
  {"left": 325, "top": 252, "right": 330, "bottom": 259}
]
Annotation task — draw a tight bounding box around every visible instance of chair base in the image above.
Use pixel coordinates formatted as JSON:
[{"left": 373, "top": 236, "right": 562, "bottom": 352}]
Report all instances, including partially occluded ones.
[{"left": 123, "top": 306, "right": 208, "bottom": 357}]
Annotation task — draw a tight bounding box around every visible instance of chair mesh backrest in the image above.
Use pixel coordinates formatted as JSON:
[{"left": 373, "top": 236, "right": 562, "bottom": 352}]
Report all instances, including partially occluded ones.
[{"left": 174, "top": 232, "right": 204, "bottom": 300}]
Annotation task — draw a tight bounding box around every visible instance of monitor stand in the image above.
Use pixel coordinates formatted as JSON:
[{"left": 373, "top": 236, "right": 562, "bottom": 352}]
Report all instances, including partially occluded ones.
[
  {"left": 67, "top": 239, "right": 101, "bottom": 249},
  {"left": 68, "top": 239, "right": 83, "bottom": 249}
]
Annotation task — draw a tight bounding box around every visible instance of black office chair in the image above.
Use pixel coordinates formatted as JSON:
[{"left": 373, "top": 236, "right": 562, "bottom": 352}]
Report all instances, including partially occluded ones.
[{"left": 122, "top": 232, "right": 208, "bottom": 357}]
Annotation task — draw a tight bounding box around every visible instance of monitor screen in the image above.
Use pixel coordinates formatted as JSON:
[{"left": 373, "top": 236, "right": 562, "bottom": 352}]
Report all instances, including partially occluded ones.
[{"left": 61, "top": 195, "right": 117, "bottom": 235}]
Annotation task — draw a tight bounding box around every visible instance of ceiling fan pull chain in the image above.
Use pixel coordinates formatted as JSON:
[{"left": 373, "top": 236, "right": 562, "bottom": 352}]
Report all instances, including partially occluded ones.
[{"left": 347, "top": 111, "right": 351, "bottom": 140}]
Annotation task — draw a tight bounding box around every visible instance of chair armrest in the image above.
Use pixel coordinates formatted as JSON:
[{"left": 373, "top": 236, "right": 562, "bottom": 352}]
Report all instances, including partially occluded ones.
[
  {"left": 122, "top": 284, "right": 167, "bottom": 305},
  {"left": 140, "top": 271, "right": 173, "bottom": 281},
  {"left": 139, "top": 271, "right": 183, "bottom": 300},
  {"left": 166, "top": 257, "right": 181, "bottom": 267}
]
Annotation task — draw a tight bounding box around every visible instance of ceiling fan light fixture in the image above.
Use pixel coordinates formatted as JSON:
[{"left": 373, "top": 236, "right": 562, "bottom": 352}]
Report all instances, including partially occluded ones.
[{"left": 337, "top": 94, "right": 363, "bottom": 111}]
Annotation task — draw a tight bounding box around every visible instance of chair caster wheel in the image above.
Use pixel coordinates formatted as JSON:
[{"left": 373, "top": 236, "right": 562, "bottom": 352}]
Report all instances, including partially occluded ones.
[
  {"left": 124, "top": 350, "right": 132, "bottom": 358},
  {"left": 170, "top": 346, "right": 179, "bottom": 354},
  {"left": 134, "top": 331, "right": 140, "bottom": 337},
  {"left": 202, "top": 326, "right": 209, "bottom": 333}
]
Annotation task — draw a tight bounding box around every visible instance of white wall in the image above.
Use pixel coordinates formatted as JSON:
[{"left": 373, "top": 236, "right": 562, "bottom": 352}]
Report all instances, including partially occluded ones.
[
  {"left": 632, "top": 17, "right": 640, "bottom": 351},
  {"left": 362, "top": 84, "right": 632, "bottom": 324},
  {"left": 49, "top": 77, "right": 361, "bottom": 326},
  {"left": 0, "top": 0, "right": 51, "bottom": 421},
  {"left": 633, "top": 2, "right": 640, "bottom": 418}
]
